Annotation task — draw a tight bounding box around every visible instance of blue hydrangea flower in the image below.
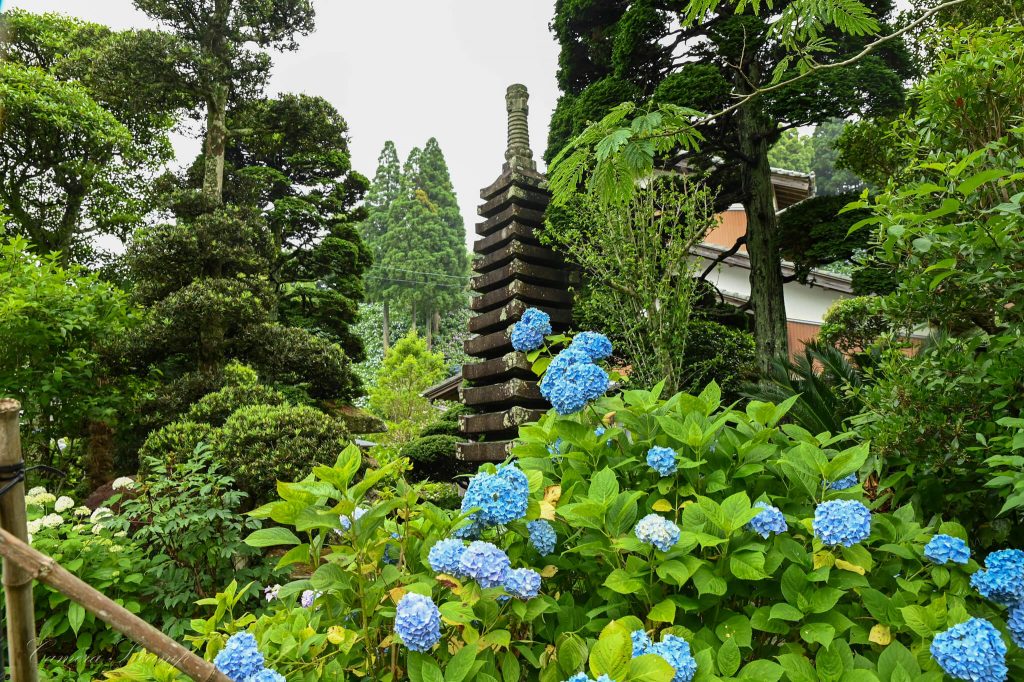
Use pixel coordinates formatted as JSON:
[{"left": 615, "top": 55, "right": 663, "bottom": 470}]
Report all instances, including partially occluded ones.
[
  {"left": 511, "top": 308, "right": 552, "bottom": 352},
  {"left": 634, "top": 514, "right": 680, "bottom": 552},
  {"left": 214, "top": 632, "right": 264, "bottom": 682},
  {"left": 747, "top": 502, "right": 788, "bottom": 539},
  {"left": 428, "top": 539, "right": 466, "bottom": 576},
  {"left": 562, "top": 676, "right": 613, "bottom": 682},
  {"left": 646, "top": 446, "right": 678, "bottom": 477},
  {"left": 594, "top": 426, "right": 606, "bottom": 437},
  {"left": 649, "top": 635, "right": 698, "bottom": 682},
  {"left": 339, "top": 506, "right": 367, "bottom": 531},
  {"left": 452, "top": 517, "right": 484, "bottom": 540},
  {"left": 543, "top": 361, "right": 610, "bottom": 415},
  {"left": 300, "top": 589, "right": 321, "bottom": 608},
  {"left": 930, "top": 618, "right": 1007, "bottom": 682},
  {"left": 540, "top": 346, "right": 602, "bottom": 414},
  {"left": 924, "top": 534, "right": 971, "bottom": 565},
  {"left": 527, "top": 519, "right": 556, "bottom": 555},
  {"left": 631, "top": 629, "right": 652, "bottom": 657},
  {"left": 569, "top": 331, "right": 613, "bottom": 361},
  {"left": 813, "top": 500, "right": 872, "bottom": 547},
  {"left": 458, "top": 541, "right": 510, "bottom": 588},
  {"left": 971, "top": 549, "right": 1024, "bottom": 605},
  {"left": 245, "top": 670, "right": 285, "bottom": 682},
  {"left": 828, "top": 473, "right": 860, "bottom": 491},
  {"left": 503, "top": 568, "right": 541, "bottom": 600},
  {"left": 461, "top": 463, "right": 530, "bottom": 526},
  {"left": 547, "top": 438, "right": 565, "bottom": 456},
  {"left": 394, "top": 592, "right": 441, "bottom": 652},
  {"left": 1008, "top": 604, "right": 1024, "bottom": 648}
]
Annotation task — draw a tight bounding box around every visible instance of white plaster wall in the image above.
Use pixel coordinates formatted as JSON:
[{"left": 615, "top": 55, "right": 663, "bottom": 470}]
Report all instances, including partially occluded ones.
[{"left": 696, "top": 258, "right": 849, "bottom": 325}]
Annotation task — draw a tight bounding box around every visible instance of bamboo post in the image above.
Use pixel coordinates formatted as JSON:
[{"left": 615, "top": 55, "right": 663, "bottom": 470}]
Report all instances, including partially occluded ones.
[
  {"left": 0, "top": 527, "right": 231, "bottom": 682},
  {"left": 0, "top": 399, "right": 39, "bottom": 682}
]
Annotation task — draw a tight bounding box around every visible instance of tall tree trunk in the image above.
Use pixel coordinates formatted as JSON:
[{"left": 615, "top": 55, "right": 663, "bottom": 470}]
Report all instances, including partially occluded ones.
[
  {"left": 426, "top": 309, "right": 434, "bottom": 349},
  {"left": 202, "top": 85, "right": 229, "bottom": 204},
  {"left": 736, "top": 80, "right": 789, "bottom": 372},
  {"left": 382, "top": 300, "right": 391, "bottom": 351}
]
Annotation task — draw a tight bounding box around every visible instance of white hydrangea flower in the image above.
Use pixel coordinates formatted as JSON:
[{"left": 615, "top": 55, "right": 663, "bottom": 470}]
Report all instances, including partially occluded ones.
[
  {"left": 91, "top": 524, "right": 105, "bottom": 536},
  {"left": 111, "top": 477, "right": 135, "bottom": 491},
  {"left": 26, "top": 519, "right": 42, "bottom": 534},
  {"left": 40, "top": 513, "right": 63, "bottom": 528},
  {"left": 34, "top": 492, "right": 56, "bottom": 506},
  {"left": 90, "top": 507, "right": 113, "bottom": 523},
  {"left": 27, "top": 486, "right": 47, "bottom": 497},
  {"left": 73, "top": 506, "right": 91, "bottom": 517},
  {"left": 54, "top": 496, "right": 75, "bottom": 513}
]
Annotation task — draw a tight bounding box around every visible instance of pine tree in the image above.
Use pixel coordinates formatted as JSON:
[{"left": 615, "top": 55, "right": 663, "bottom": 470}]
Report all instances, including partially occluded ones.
[
  {"left": 359, "top": 140, "right": 468, "bottom": 349},
  {"left": 360, "top": 141, "right": 403, "bottom": 349}
]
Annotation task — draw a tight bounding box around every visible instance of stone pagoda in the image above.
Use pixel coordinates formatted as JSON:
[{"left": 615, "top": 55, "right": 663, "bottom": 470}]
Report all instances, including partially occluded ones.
[{"left": 456, "top": 84, "right": 573, "bottom": 463}]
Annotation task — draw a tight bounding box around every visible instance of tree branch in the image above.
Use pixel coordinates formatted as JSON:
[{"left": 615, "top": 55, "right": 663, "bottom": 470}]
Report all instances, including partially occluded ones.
[{"left": 698, "top": 235, "right": 747, "bottom": 281}]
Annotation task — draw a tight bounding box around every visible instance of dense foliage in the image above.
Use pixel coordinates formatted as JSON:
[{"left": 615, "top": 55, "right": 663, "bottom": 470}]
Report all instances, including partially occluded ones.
[{"left": 0, "top": 237, "right": 136, "bottom": 475}]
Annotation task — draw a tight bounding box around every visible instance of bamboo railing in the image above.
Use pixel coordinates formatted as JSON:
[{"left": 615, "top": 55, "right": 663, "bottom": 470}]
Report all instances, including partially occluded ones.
[{"left": 0, "top": 399, "right": 230, "bottom": 682}]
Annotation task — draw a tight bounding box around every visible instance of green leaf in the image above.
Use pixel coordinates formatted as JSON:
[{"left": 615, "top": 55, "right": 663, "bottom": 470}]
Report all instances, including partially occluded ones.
[
  {"left": 717, "top": 638, "right": 741, "bottom": 677},
  {"left": 589, "top": 623, "right": 632, "bottom": 679},
  {"left": 769, "top": 603, "right": 804, "bottom": 621},
  {"left": 730, "top": 551, "right": 768, "bottom": 580},
  {"left": 422, "top": 657, "right": 445, "bottom": 682},
  {"left": 692, "top": 567, "right": 727, "bottom": 596},
  {"left": 445, "top": 644, "right": 477, "bottom": 682},
  {"left": 799, "top": 622, "right": 835, "bottom": 648},
  {"left": 605, "top": 569, "right": 644, "bottom": 595},
  {"left": 957, "top": 168, "right": 1009, "bottom": 196},
  {"left": 648, "top": 599, "right": 676, "bottom": 623},
  {"left": 245, "top": 527, "right": 301, "bottom": 548},
  {"left": 898, "top": 605, "right": 937, "bottom": 637},
  {"left": 776, "top": 653, "right": 816, "bottom": 682},
  {"left": 68, "top": 601, "right": 85, "bottom": 636},
  {"left": 738, "top": 660, "right": 784, "bottom": 680},
  {"left": 626, "top": 653, "right": 676, "bottom": 682},
  {"left": 876, "top": 641, "right": 919, "bottom": 679},
  {"left": 557, "top": 634, "right": 589, "bottom": 676},
  {"left": 589, "top": 467, "right": 619, "bottom": 506}
]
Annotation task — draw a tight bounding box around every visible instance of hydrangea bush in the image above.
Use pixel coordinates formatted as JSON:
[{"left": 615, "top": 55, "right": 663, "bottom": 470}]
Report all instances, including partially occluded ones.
[{"left": 107, "top": 330, "right": 1024, "bottom": 681}]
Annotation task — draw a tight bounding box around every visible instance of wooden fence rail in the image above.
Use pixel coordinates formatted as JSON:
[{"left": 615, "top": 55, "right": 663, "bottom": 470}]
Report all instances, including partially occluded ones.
[{"left": 0, "top": 400, "right": 231, "bottom": 682}]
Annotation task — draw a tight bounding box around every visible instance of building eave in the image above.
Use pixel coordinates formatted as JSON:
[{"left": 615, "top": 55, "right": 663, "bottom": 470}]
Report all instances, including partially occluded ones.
[{"left": 692, "top": 243, "right": 854, "bottom": 295}]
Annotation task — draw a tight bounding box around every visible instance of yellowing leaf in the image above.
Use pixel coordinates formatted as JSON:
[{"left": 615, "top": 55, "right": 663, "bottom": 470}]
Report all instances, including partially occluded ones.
[
  {"left": 388, "top": 587, "right": 407, "bottom": 604},
  {"left": 540, "top": 485, "right": 562, "bottom": 520},
  {"left": 602, "top": 411, "right": 616, "bottom": 426},
  {"left": 813, "top": 551, "right": 835, "bottom": 569},
  {"left": 652, "top": 499, "right": 674, "bottom": 512},
  {"left": 869, "top": 624, "right": 892, "bottom": 645},
  {"left": 540, "top": 565, "right": 559, "bottom": 578},
  {"left": 836, "top": 559, "right": 866, "bottom": 575}
]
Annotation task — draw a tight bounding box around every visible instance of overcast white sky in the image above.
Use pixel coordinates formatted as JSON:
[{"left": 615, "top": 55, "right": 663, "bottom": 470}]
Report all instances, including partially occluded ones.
[{"left": 7, "top": 0, "right": 561, "bottom": 248}]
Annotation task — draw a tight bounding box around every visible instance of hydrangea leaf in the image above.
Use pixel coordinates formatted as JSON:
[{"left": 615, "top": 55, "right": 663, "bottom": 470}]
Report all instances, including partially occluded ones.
[
  {"left": 718, "top": 637, "right": 742, "bottom": 677},
  {"left": 589, "top": 621, "right": 632, "bottom": 679},
  {"left": 604, "top": 569, "right": 644, "bottom": 595},
  {"left": 626, "top": 653, "right": 675, "bottom": 682}
]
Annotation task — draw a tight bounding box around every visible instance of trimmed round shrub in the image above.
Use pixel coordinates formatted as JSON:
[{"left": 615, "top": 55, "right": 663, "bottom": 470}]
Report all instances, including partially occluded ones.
[
  {"left": 400, "top": 435, "right": 468, "bottom": 483},
  {"left": 819, "top": 296, "right": 892, "bottom": 354},
  {"left": 419, "top": 404, "right": 470, "bottom": 439},
  {"left": 211, "top": 404, "right": 350, "bottom": 505},
  {"left": 137, "top": 420, "right": 213, "bottom": 473},
  {"left": 186, "top": 382, "right": 287, "bottom": 427}
]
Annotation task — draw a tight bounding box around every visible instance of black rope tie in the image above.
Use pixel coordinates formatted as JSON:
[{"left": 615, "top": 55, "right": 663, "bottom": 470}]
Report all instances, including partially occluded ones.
[{"left": 0, "top": 463, "right": 66, "bottom": 499}]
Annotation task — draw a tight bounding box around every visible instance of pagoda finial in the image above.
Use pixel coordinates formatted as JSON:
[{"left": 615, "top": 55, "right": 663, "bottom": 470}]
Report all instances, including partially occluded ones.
[{"left": 504, "top": 84, "right": 536, "bottom": 171}]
